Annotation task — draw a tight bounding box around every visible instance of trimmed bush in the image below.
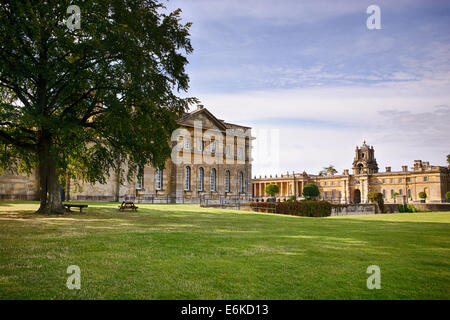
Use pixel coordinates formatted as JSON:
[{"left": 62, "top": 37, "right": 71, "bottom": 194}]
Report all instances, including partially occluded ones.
[
  {"left": 446, "top": 191, "right": 450, "bottom": 202},
  {"left": 251, "top": 200, "right": 332, "bottom": 217},
  {"left": 418, "top": 192, "right": 427, "bottom": 199},
  {"left": 303, "top": 183, "right": 320, "bottom": 200},
  {"left": 265, "top": 184, "right": 279, "bottom": 197}
]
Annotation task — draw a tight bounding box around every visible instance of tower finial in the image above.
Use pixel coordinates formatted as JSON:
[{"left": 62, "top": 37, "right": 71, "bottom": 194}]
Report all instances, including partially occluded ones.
[{"left": 363, "top": 139, "right": 366, "bottom": 145}]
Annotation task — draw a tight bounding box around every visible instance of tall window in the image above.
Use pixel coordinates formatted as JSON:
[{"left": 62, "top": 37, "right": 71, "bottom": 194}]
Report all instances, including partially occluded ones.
[
  {"left": 184, "top": 136, "right": 191, "bottom": 150},
  {"left": 382, "top": 189, "right": 386, "bottom": 198},
  {"left": 238, "top": 171, "right": 243, "bottom": 193},
  {"left": 198, "top": 167, "right": 204, "bottom": 191},
  {"left": 197, "top": 138, "right": 203, "bottom": 152},
  {"left": 211, "top": 140, "right": 216, "bottom": 154},
  {"left": 225, "top": 170, "right": 230, "bottom": 192},
  {"left": 155, "top": 167, "right": 162, "bottom": 190},
  {"left": 210, "top": 168, "right": 216, "bottom": 192},
  {"left": 237, "top": 147, "right": 243, "bottom": 160},
  {"left": 408, "top": 189, "right": 411, "bottom": 198},
  {"left": 184, "top": 166, "right": 190, "bottom": 191},
  {"left": 136, "top": 165, "right": 143, "bottom": 189}
]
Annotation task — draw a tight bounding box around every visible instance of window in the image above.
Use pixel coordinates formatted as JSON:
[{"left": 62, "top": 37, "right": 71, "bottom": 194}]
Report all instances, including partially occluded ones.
[
  {"left": 136, "top": 165, "right": 143, "bottom": 189},
  {"left": 408, "top": 189, "right": 411, "bottom": 198},
  {"left": 184, "top": 166, "right": 190, "bottom": 190},
  {"left": 324, "top": 182, "right": 327, "bottom": 186},
  {"left": 390, "top": 179, "right": 394, "bottom": 183},
  {"left": 226, "top": 145, "right": 231, "bottom": 157},
  {"left": 198, "top": 167, "right": 204, "bottom": 191},
  {"left": 238, "top": 171, "right": 244, "bottom": 193},
  {"left": 211, "top": 141, "right": 216, "bottom": 154},
  {"left": 382, "top": 179, "right": 386, "bottom": 184},
  {"left": 210, "top": 168, "right": 216, "bottom": 192},
  {"left": 391, "top": 189, "right": 394, "bottom": 198},
  {"left": 399, "top": 189, "right": 403, "bottom": 195},
  {"left": 197, "top": 138, "right": 203, "bottom": 152},
  {"left": 382, "top": 190, "right": 386, "bottom": 198},
  {"left": 398, "top": 178, "right": 402, "bottom": 183},
  {"left": 184, "top": 137, "right": 191, "bottom": 150},
  {"left": 407, "top": 178, "right": 410, "bottom": 182},
  {"left": 237, "top": 147, "right": 243, "bottom": 160},
  {"left": 225, "top": 170, "right": 230, "bottom": 192},
  {"left": 423, "top": 177, "right": 428, "bottom": 182},
  {"left": 155, "top": 167, "right": 162, "bottom": 190}
]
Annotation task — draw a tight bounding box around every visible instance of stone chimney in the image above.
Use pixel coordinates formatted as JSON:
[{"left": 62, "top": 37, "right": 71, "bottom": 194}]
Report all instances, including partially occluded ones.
[
  {"left": 343, "top": 169, "right": 349, "bottom": 175},
  {"left": 402, "top": 165, "right": 408, "bottom": 172},
  {"left": 196, "top": 104, "right": 204, "bottom": 110},
  {"left": 385, "top": 166, "right": 391, "bottom": 172}
]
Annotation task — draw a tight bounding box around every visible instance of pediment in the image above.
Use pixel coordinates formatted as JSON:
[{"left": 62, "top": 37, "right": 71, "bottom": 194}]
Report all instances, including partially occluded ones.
[{"left": 179, "top": 108, "right": 227, "bottom": 131}]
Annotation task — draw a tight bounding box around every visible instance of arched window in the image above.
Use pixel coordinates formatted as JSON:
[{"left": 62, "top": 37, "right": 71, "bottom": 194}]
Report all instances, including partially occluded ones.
[
  {"left": 225, "top": 170, "right": 230, "bottom": 192},
  {"left": 382, "top": 189, "right": 386, "bottom": 199},
  {"left": 155, "top": 167, "right": 162, "bottom": 190},
  {"left": 184, "top": 166, "right": 190, "bottom": 191},
  {"left": 198, "top": 167, "right": 204, "bottom": 191},
  {"left": 210, "top": 168, "right": 216, "bottom": 192},
  {"left": 238, "top": 171, "right": 243, "bottom": 193},
  {"left": 408, "top": 189, "right": 411, "bottom": 198},
  {"left": 136, "top": 165, "right": 143, "bottom": 189}
]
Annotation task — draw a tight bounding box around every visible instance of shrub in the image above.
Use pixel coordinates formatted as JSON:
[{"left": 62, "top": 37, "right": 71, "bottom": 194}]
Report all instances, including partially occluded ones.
[
  {"left": 446, "top": 191, "right": 450, "bottom": 202},
  {"left": 288, "top": 195, "right": 296, "bottom": 201},
  {"left": 399, "top": 204, "right": 419, "bottom": 213},
  {"left": 418, "top": 192, "right": 427, "bottom": 199},
  {"left": 303, "top": 183, "right": 320, "bottom": 200},
  {"left": 265, "top": 184, "right": 279, "bottom": 197},
  {"left": 250, "top": 200, "right": 332, "bottom": 217},
  {"left": 367, "top": 191, "right": 385, "bottom": 213}
]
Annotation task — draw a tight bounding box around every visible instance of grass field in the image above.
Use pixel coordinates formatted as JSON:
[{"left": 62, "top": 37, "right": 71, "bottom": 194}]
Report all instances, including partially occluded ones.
[{"left": 0, "top": 201, "right": 449, "bottom": 299}]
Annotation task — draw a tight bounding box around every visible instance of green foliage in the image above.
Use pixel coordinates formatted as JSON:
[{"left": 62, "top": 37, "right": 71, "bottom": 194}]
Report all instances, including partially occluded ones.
[
  {"left": 0, "top": 1, "right": 197, "bottom": 210},
  {"left": 399, "top": 204, "right": 419, "bottom": 213},
  {"left": 252, "top": 200, "right": 332, "bottom": 217},
  {"left": 367, "top": 191, "right": 385, "bottom": 213},
  {"left": 445, "top": 191, "right": 450, "bottom": 201},
  {"left": 288, "top": 195, "right": 296, "bottom": 201},
  {"left": 303, "top": 183, "right": 320, "bottom": 200},
  {"left": 392, "top": 192, "right": 399, "bottom": 199},
  {"left": 319, "top": 165, "right": 337, "bottom": 176},
  {"left": 264, "top": 184, "right": 279, "bottom": 197},
  {"left": 418, "top": 192, "right": 427, "bottom": 199}
]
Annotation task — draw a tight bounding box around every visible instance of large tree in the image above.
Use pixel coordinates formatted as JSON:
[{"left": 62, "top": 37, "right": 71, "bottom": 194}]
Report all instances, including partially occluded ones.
[{"left": 0, "top": 1, "right": 197, "bottom": 213}]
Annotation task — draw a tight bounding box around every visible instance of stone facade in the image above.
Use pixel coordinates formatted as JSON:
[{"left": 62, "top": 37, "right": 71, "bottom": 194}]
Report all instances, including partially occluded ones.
[
  {"left": 252, "top": 141, "right": 450, "bottom": 204},
  {"left": 0, "top": 106, "right": 253, "bottom": 203}
]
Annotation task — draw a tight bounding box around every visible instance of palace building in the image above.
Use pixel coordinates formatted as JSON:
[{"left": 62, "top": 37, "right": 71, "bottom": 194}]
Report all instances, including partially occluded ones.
[
  {"left": 0, "top": 106, "right": 253, "bottom": 203},
  {"left": 252, "top": 141, "right": 450, "bottom": 204}
]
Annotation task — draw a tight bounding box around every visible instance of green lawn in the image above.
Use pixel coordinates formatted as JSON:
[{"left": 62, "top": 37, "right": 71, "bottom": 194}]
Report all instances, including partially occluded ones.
[{"left": 0, "top": 201, "right": 449, "bottom": 299}]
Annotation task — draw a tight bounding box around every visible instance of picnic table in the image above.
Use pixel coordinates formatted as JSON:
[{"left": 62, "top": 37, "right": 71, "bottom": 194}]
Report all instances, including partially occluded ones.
[
  {"left": 118, "top": 201, "right": 138, "bottom": 212},
  {"left": 64, "top": 203, "right": 88, "bottom": 213}
]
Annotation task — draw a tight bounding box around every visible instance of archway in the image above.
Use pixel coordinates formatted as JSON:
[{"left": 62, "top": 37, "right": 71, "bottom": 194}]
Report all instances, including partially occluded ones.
[{"left": 354, "top": 189, "right": 361, "bottom": 204}]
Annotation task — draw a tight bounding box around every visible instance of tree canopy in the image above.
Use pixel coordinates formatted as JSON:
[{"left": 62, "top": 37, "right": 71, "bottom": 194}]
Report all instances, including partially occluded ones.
[
  {"left": 0, "top": 0, "right": 197, "bottom": 213},
  {"left": 265, "top": 184, "right": 279, "bottom": 197},
  {"left": 302, "top": 183, "right": 319, "bottom": 200},
  {"left": 318, "top": 165, "right": 337, "bottom": 176}
]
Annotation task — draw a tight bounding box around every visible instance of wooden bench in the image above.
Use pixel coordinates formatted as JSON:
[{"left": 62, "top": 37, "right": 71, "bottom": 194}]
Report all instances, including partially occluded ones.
[
  {"left": 64, "top": 204, "right": 88, "bottom": 213},
  {"left": 118, "top": 201, "right": 138, "bottom": 212}
]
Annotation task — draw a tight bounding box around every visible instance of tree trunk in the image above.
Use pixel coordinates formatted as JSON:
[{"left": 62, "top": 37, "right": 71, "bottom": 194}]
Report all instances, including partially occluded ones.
[{"left": 36, "top": 133, "right": 66, "bottom": 214}]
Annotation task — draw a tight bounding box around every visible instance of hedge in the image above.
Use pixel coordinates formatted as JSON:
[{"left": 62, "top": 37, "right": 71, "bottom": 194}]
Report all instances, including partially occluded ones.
[{"left": 250, "top": 200, "right": 332, "bottom": 217}]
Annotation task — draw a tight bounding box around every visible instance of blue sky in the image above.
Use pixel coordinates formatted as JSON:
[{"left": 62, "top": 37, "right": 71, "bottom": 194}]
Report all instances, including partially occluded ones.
[{"left": 166, "top": 0, "right": 450, "bottom": 176}]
